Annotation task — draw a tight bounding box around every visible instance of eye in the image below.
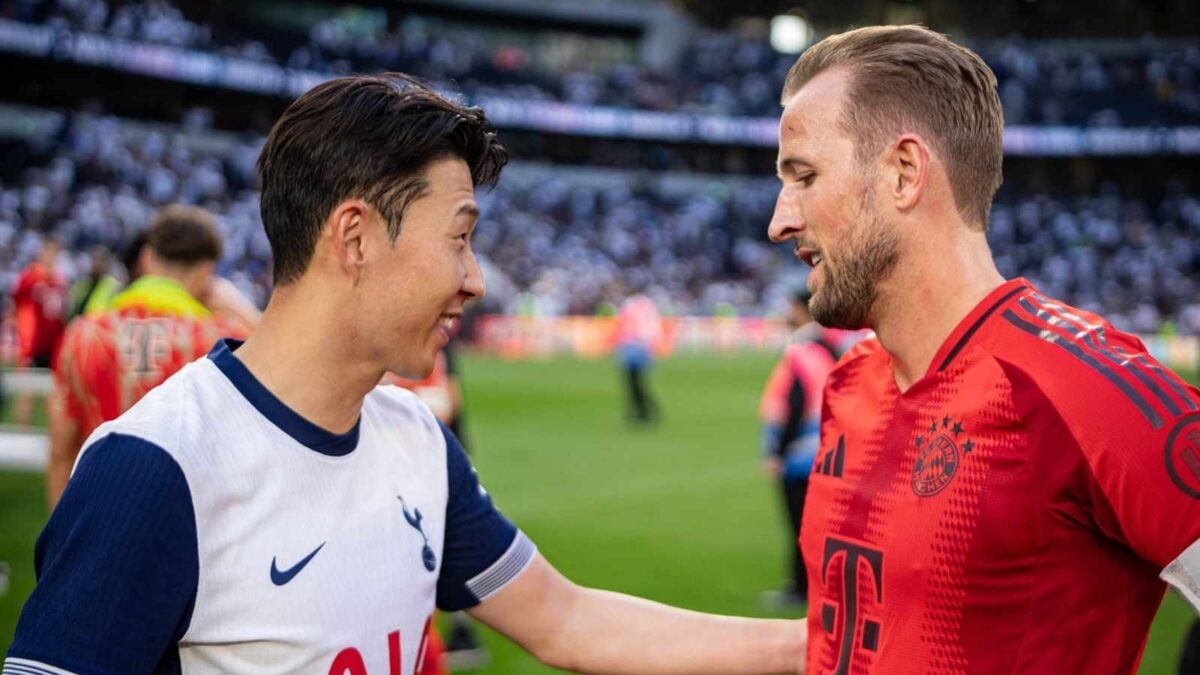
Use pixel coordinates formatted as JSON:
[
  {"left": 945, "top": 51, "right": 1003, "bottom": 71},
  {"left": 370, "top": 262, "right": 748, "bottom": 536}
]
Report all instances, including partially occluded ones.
[{"left": 797, "top": 173, "right": 816, "bottom": 187}]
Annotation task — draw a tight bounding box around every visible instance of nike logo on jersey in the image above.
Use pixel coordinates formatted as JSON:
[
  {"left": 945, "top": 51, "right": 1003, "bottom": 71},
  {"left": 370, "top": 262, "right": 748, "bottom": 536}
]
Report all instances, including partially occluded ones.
[
  {"left": 398, "top": 496, "right": 438, "bottom": 572},
  {"left": 271, "top": 542, "right": 326, "bottom": 586}
]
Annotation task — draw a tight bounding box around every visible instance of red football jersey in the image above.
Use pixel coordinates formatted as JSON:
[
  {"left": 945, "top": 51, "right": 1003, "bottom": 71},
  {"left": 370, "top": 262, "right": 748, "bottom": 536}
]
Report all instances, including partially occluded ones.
[
  {"left": 802, "top": 278, "right": 1200, "bottom": 674},
  {"left": 12, "top": 261, "right": 67, "bottom": 363},
  {"left": 55, "top": 278, "right": 246, "bottom": 442}
]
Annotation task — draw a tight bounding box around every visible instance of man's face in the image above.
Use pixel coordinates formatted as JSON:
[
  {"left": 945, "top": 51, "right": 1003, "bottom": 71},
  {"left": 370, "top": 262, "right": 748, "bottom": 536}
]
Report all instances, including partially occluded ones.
[
  {"left": 39, "top": 242, "right": 60, "bottom": 269},
  {"left": 359, "top": 158, "right": 484, "bottom": 379},
  {"left": 769, "top": 69, "right": 899, "bottom": 330}
]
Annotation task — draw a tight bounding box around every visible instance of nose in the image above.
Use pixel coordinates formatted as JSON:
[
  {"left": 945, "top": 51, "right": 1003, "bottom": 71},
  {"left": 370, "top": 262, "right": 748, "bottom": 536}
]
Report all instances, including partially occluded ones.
[
  {"left": 768, "top": 183, "right": 805, "bottom": 243},
  {"left": 462, "top": 249, "right": 486, "bottom": 300}
]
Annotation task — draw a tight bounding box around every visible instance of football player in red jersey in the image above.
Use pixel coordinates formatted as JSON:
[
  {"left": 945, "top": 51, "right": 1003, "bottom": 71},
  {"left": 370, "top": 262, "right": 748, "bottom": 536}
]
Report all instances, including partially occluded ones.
[
  {"left": 768, "top": 25, "right": 1200, "bottom": 674},
  {"left": 46, "top": 205, "right": 250, "bottom": 506},
  {"left": 10, "top": 237, "right": 67, "bottom": 424}
]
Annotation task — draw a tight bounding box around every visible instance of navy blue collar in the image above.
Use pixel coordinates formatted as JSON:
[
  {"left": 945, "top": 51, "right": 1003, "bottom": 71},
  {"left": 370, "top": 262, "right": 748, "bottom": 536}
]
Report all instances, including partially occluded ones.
[{"left": 207, "top": 338, "right": 360, "bottom": 456}]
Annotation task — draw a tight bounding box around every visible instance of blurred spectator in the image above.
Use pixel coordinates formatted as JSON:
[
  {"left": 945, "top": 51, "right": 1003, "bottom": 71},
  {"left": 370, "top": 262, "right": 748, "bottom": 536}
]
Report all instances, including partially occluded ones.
[
  {"left": 8, "top": 0, "right": 1200, "bottom": 124},
  {"left": 757, "top": 287, "right": 838, "bottom": 608},
  {"left": 615, "top": 293, "right": 664, "bottom": 425},
  {"left": 45, "top": 203, "right": 251, "bottom": 506},
  {"left": 0, "top": 111, "right": 1198, "bottom": 338},
  {"left": 8, "top": 236, "right": 66, "bottom": 425},
  {"left": 66, "top": 244, "right": 120, "bottom": 320}
]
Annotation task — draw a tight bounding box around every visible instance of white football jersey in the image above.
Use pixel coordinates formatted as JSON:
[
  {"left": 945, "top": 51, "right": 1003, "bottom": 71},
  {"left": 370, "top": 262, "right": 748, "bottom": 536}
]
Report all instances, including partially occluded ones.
[{"left": 5, "top": 339, "right": 534, "bottom": 674}]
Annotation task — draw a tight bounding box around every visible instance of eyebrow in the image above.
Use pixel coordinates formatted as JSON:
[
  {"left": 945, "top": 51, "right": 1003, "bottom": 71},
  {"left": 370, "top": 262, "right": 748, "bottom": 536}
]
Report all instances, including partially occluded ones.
[{"left": 458, "top": 203, "right": 480, "bottom": 220}]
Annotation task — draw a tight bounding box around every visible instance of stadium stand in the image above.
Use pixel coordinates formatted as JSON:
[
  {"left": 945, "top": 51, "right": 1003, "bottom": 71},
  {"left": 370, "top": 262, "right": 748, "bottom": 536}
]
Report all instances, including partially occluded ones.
[
  {"left": 0, "top": 0, "right": 1197, "bottom": 334},
  {"left": 1, "top": 107, "right": 1198, "bottom": 334},
  {"left": 4, "top": 0, "right": 1200, "bottom": 123}
]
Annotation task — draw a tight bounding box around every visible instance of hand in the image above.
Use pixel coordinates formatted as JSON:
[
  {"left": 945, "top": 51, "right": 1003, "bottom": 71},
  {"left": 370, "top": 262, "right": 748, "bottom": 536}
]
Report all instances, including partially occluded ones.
[{"left": 762, "top": 457, "right": 783, "bottom": 478}]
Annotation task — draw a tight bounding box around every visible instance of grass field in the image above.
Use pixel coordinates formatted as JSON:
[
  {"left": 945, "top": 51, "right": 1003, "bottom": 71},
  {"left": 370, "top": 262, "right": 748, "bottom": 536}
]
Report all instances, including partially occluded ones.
[{"left": 0, "top": 353, "right": 1195, "bottom": 673}]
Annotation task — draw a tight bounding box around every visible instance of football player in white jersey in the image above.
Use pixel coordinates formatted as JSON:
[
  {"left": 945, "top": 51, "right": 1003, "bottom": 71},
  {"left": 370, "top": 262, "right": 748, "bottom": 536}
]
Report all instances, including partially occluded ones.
[{"left": 5, "top": 74, "right": 806, "bottom": 675}]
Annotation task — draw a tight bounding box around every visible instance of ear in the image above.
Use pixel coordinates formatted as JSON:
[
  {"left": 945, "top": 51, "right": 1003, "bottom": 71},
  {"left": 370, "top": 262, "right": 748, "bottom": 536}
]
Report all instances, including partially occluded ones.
[
  {"left": 137, "top": 245, "right": 154, "bottom": 276},
  {"left": 328, "top": 200, "right": 372, "bottom": 281},
  {"left": 886, "top": 134, "right": 930, "bottom": 213}
]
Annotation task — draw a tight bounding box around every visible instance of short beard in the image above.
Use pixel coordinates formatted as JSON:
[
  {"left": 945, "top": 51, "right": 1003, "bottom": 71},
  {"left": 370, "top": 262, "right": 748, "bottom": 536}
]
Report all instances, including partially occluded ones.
[{"left": 809, "top": 201, "right": 899, "bottom": 330}]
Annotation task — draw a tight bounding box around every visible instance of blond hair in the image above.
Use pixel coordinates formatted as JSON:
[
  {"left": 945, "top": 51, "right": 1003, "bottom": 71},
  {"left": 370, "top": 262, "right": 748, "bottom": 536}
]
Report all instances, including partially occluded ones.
[{"left": 782, "top": 25, "right": 1003, "bottom": 229}]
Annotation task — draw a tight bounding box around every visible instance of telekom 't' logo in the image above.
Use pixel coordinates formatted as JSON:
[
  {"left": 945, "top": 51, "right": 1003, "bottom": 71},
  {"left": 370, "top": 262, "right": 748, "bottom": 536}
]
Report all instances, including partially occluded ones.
[{"left": 820, "top": 536, "right": 884, "bottom": 675}]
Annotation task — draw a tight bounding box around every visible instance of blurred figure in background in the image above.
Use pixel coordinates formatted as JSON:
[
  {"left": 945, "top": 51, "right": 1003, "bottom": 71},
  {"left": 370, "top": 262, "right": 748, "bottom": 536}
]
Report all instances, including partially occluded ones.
[
  {"left": 615, "top": 292, "right": 664, "bottom": 425},
  {"left": 46, "top": 204, "right": 252, "bottom": 506},
  {"left": 757, "top": 287, "right": 837, "bottom": 609},
  {"left": 10, "top": 236, "right": 66, "bottom": 424},
  {"left": 66, "top": 245, "right": 121, "bottom": 321},
  {"left": 1182, "top": 620, "right": 1200, "bottom": 675}
]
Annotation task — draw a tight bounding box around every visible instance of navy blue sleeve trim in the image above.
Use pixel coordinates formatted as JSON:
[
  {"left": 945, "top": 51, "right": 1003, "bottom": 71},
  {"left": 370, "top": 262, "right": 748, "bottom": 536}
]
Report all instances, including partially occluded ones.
[
  {"left": 6, "top": 433, "right": 197, "bottom": 675},
  {"left": 436, "top": 423, "right": 529, "bottom": 611}
]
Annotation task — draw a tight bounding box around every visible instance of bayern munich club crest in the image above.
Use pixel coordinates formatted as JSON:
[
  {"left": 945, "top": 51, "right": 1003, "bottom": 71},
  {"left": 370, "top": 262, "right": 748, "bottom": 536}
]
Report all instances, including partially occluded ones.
[
  {"left": 912, "top": 415, "right": 975, "bottom": 497},
  {"left": 1165, "top": 413, "right": 1200, "bottom": 499}
]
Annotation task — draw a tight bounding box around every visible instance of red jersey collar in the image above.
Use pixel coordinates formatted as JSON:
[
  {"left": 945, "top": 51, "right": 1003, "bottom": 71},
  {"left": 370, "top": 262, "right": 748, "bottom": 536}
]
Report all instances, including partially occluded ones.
[{"left": 926, "top": 277, "right": 1032, "bottom": 376}]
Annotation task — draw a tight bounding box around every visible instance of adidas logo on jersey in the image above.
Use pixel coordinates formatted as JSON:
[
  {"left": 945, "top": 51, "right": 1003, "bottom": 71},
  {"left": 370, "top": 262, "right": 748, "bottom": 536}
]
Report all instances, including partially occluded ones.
[{"left": 814, "top": 435, "right": 845, "bottom": 478}]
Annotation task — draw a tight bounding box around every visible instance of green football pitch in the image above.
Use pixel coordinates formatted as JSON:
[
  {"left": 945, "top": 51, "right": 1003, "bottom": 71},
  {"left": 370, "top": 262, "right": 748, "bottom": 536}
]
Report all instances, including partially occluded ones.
[{"left": 0, "top": 353, "right": 1194, "bottom": 673}]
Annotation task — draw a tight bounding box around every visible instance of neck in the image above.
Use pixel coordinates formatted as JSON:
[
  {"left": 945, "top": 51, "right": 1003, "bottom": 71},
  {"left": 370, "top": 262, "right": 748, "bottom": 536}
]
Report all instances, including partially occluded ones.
[
  {"left": 140, "top": 264, "right": 197, "bottom": 296},
  {"left": 231, "top": 284, "right": 380, "bottom": 434},
  {"left": 871, "top": 228, "right": 1004, "bottom": 392}
]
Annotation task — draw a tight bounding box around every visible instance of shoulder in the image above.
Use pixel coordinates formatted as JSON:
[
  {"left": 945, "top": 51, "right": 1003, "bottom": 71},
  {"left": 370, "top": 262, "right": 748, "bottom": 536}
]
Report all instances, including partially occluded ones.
[
  {"left": 825, "top": 336, "right": 886, "bottom": 388},
  {"left": 368, "top": 383, "right": 438, "bottom": 420},
  {"left": 366, "top": 384, "right": 445, "bottom": 439},
  {"left": 60, "top": 314, "right": 113, "bottom": 347},
  {"left": 986, "top": 291, "right": 1199, "bottom": 440},
  {"left": 83, "top": 359, "right": 211, "bottom": 457}
]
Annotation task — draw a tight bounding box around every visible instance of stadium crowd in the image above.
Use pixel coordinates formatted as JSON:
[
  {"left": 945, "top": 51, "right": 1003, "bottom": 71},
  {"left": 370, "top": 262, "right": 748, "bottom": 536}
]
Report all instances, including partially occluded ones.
[
  {"left": 4, "top": 0, "right": 1199, "bottom": 124},
  {"left": 1, "top": 111, "right": 1198, "bottom": 336}
]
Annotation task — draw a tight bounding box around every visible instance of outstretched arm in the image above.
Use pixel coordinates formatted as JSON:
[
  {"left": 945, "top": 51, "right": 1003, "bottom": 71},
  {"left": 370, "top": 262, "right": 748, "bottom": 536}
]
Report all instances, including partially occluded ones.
[{"left": 470, "top": 553, "right": 806, "bottom": 674}]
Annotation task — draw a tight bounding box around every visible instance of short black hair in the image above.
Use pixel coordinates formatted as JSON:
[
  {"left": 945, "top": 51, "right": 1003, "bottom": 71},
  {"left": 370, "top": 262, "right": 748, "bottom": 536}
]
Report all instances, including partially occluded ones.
[
  {"left": 257, "top": 73, "right": 509, "bottom": 285},
  {"left": 121, "top": 230, "right": 149, "bottom": 277},
  {"left": 147, "top": 204, "right": 223, "bottom": 265}
]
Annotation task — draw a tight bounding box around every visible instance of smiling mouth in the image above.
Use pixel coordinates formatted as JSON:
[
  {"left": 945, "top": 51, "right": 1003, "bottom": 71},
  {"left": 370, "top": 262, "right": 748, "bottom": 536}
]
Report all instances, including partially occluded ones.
[
  {"left": 796, "top": 248, "right": 824, "bottom": 268},
  {"left": 440, "top": 315, "right": 460, "bottom": 331}
]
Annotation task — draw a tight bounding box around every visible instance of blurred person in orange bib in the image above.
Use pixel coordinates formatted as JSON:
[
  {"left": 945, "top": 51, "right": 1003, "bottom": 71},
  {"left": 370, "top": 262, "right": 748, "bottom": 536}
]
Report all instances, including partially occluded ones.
[
  {"left": 46, "top": 205, "right": 251, "bottom": 506},
  {"left": 758, "top": 287, "right": 838, "bottom": 609}
]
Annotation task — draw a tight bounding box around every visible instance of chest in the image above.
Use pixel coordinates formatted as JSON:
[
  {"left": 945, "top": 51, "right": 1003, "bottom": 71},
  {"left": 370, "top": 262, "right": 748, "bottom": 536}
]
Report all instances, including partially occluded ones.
[
  {"left": 802, "top": 358, "right": 1055, "bottom": 587},
  {"left": 179, "top": 423, "right": 448, "bottom": 673}
]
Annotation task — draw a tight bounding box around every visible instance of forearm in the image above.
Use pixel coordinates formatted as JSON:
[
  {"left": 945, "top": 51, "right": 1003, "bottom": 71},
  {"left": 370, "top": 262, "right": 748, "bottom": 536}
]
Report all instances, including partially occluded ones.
[
  {"left": 473, "top": 554, "right": 806, "bottom": 674},
  {"left": 545, "top": 587, "right": 805, "bottom": 674}
]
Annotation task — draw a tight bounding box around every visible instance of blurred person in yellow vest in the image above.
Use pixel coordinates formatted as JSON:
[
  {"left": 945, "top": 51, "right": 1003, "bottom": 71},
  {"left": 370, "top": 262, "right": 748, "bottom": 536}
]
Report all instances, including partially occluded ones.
[
  {"left": 46, "top": 205, "right": 255, "bottom": 506},
  {"left": 66, "top": 245, "right": 122, "bottom": 320}
]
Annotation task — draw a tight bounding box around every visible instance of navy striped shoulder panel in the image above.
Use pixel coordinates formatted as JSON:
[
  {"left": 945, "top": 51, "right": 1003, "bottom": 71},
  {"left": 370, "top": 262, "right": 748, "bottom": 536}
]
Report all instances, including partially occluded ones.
[{"left": 1002, "top": 293, "right": 1197, "bottom": 430}]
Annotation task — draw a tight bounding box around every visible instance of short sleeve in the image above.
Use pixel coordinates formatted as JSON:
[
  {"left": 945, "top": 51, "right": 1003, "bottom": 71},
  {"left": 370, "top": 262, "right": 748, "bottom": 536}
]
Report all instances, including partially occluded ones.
[
  {"left": 5, "top": 433, "right": 199, "bottom": 674},
  {"left": 1073, "top": 373, "right": 1200, "bottom": 570},
  {"left": 436, "top": 423, "right": 535, "bottom": 611}
]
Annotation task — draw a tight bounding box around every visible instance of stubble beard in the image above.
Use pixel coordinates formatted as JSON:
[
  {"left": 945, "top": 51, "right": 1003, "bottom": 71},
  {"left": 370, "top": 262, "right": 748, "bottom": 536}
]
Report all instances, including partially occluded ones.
[{"left": 809, "top": 200, "right": 900, "bottom": 331}]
